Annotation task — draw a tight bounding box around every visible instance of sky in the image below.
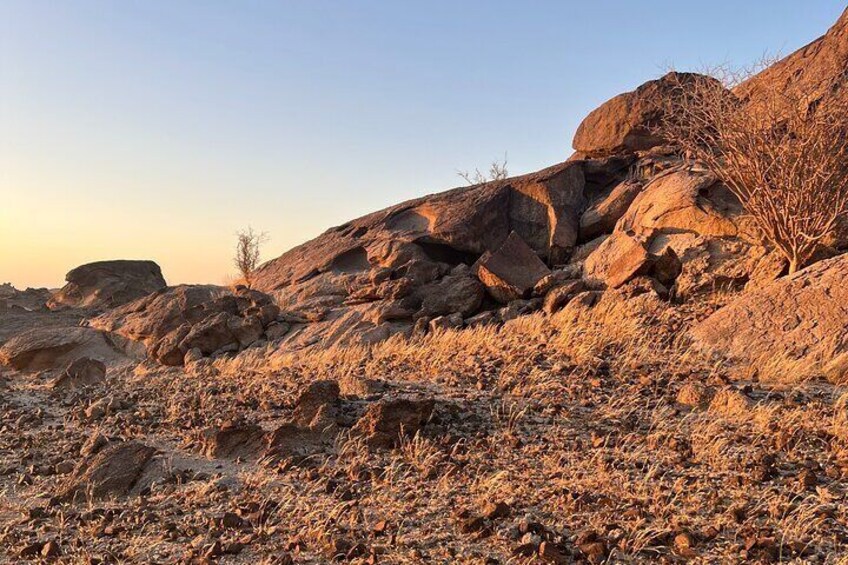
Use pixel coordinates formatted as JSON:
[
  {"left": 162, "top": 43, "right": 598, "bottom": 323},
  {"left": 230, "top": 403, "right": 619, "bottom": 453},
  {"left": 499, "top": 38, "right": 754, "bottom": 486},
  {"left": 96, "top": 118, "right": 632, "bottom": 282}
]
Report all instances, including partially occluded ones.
[{"left": 1, "top": 1, "right": 845, "bottom": 288}]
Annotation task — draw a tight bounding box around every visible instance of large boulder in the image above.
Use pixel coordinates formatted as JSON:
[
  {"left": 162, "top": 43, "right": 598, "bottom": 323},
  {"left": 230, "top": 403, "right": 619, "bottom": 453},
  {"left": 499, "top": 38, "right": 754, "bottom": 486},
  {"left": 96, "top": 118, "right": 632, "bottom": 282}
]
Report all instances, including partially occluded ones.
[
  {"left": 572, "top": 72, "right": 722, "bottom": 157},
  {"left": 476, "top": 232, "right": 551, "bottom": 303},
  {"left": 48, "top": 260, "right": 167, "bottom": 311},
  {"left": 415, "top": 273, "right": 485, "bottom": 318},
  {"left": 691, "top": 254, "right": 848, "bottom": 375},
  {"left": 0, "top": 327, "right": 125, "bottom": 371}
]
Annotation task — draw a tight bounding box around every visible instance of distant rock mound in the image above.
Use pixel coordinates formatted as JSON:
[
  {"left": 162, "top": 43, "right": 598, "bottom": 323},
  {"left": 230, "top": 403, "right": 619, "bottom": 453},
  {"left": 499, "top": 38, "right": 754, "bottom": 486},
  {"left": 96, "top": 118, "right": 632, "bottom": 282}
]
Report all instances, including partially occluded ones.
[
  {"left": 0, "top": 283, "right": 52, "bottom": 311},
  {"left": 691, "top": 254, "right": 848, "bottom": 376},
  {"left": 48, "top": 260, "right": 167, "bottom": 312},
  {"left": 0, "top": 326, "right": 126, "bottom": 371}
]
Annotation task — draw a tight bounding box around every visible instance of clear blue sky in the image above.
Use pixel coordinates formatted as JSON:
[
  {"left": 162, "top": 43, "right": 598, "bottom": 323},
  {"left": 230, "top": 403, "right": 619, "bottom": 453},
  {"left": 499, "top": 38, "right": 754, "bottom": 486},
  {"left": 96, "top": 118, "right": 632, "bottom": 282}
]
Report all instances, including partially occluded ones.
[{"left": 2, "top": 1, "right": 845, "bottom": 288}]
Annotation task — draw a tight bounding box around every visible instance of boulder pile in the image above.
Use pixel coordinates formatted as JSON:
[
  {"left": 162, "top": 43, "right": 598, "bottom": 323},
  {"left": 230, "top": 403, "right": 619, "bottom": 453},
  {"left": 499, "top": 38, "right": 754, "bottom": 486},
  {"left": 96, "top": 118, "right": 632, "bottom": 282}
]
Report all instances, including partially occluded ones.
[{"left": 90, "top": 285, "right": 282, "bottom": 366}]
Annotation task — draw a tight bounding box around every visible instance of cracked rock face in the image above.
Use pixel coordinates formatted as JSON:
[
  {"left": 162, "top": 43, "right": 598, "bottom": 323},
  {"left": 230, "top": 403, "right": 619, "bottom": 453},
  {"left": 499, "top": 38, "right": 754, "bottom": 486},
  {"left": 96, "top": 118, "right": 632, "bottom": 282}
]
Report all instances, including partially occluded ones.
[
  {"left": 692, "top": 254, "right": 848, "bottom": 376},
  {"left": 582, "top": 169, "right": 757, "bottom": 294}
]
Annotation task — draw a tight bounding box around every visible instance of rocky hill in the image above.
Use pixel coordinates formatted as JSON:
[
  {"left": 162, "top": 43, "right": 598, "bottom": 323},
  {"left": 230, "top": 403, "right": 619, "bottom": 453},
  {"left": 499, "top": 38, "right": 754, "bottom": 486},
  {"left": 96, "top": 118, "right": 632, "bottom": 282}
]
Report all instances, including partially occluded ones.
[{"left": 1, "top": 8, "right": 848, "bottom": 564}]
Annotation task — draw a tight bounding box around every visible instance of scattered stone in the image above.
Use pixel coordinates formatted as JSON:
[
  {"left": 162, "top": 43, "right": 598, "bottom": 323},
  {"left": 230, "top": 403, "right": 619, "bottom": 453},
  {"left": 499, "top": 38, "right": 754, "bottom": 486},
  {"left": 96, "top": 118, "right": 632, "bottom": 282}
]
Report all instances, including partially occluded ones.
[
  {"left": 201, "top": 420, "right": 265, "bottom": 459},
  {"left": 215, "top": 511, "right": 246, "bottom": 529},
  {"left": 465, "top": 310, "right": 497, "bottom": 328},
  {"left": 798, "top": 468, "right": 818, "bottom": 490},
  {"left": 84, "top": 395, "right": 123, "bottom": 422},
  {"left": 81, "top": 431, "right": 109, "bottom": 457},
  {"left": 41, "top": 540, "right": 61, "bottom": 558},
  {"left": 499, "top": 298, "right": 543, "bottom": 322},
  {"left": 292, "top": 380, "right": 340, "bottom": 429},
  {"left": 482, "top": 501, "right": 511, "bottom": 520},
  {"left": 183, "top": 347, "right": 204, "bottom": 365},
  {"left": 54, "top": 460, "right": 75, "bottom": 475},
  {"left": 263, "top": 423, "right": 326, "bottom": 463},
  {"left": 538, "top": 541, "right": 569, "bottom": 564},
  {"left": 60, "top": 441, "right": 156, "bottom": 501},
  {"left": 676, "top": 382, "right": 715, "bottom": 408},
  {"left": 708, "top": 387, "right": 753, "bottom": 419},
  {"left": 459, "top": 515, "right": 487, "bottom": 535},
  {"left": 51, "top": 357, "right": 106, "bottom": 390},
  {"left": 19, "top": 542, "right": 45, "bottom": 558},
  {"left": 352, "top": 397, "right": 435, "bottom": 448},
  {"left": 543, "top": 280, "right": 586, "bottom": 314},
  {"left": 429, "top": 313, "right": 463, "bottom": 332},
  {"left": 372, "top": 520, "right": 389, "bottom": 536}
]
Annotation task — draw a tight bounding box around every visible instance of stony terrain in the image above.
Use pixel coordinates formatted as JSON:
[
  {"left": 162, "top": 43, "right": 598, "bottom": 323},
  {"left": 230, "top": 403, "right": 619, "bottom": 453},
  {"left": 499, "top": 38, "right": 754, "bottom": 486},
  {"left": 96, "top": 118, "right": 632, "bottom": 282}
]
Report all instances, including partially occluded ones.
[{"left": 2, "top": 7, "right": 848, "bottom": 565}]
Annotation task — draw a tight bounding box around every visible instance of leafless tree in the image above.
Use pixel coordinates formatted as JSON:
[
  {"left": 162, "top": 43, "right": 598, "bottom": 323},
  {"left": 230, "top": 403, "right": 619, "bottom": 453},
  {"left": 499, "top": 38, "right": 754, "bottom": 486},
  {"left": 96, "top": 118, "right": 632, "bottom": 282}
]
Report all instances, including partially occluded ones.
[
  {"left": 234, "top": 227, "right": 268, "bottom": 288},
  {"left": 457, "top": 153, "right": 509, "bottom": 185},
  {"left": 656, "top": 65, "right": 848, "bottom": 274}
]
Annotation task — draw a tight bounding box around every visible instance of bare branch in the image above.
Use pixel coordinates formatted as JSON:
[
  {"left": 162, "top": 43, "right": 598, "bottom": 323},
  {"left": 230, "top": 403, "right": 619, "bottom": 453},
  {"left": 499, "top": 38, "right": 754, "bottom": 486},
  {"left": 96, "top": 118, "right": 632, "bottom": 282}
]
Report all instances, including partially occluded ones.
[
  {"left": 457, "top": 153, "right": 509, "bottom": 185},
  {"left": 234, "top": 227, "right": 268, "bottom": 288},
  {"left": 655, "top": 63, "right": 848, "bottom": 274}
]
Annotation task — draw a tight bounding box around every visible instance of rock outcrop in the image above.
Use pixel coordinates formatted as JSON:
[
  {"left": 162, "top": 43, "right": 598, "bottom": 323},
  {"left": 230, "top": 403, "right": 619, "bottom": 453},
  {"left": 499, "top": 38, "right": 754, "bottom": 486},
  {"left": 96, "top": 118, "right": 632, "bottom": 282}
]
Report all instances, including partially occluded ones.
[
  {"left": 253, "top": 161, "right": 589, "bottom": 297},
  {"left": 0, "top": 283, "right": 51, "bottom": 311},
  {"left": 239, "top": 160, "right": 619, "bottom": 350},
  {"left": 691, "top": 254, "right": 848, "bottom": 374},
  {"left": 47, "top": 260, "right": 167, "bottom": 312},
  {"left": 90, "top": 285, "right": 281, "bottom": 365}
]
